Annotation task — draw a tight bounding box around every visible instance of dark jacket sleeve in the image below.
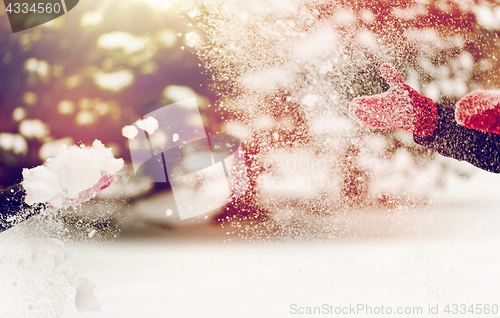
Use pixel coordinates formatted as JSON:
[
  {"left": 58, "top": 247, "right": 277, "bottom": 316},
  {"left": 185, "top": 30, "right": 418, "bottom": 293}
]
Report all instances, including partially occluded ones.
[
  {"left": 0, "top": 183, "right": 45, "bottom": 232},
  {"left": 414, "top": 104, "right": 500, "bottom": 173}
]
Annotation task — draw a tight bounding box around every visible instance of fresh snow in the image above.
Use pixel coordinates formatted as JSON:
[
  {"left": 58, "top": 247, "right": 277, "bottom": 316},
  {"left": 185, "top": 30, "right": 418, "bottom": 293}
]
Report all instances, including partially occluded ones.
[{"left": 22, "top": 140, "right": 124, "bottom": 209}]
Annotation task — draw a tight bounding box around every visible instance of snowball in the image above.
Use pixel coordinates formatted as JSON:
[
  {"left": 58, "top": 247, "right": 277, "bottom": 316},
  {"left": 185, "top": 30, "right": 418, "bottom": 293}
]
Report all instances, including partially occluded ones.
[
  {"left": 46, "top": 148, "right": 102, "bottom": 198},
  {"left": 22, "top": 166, "right": 62, "bottom": 206},
  {"left": 22, "top": 139, "right": 124, "bottom": 207}
]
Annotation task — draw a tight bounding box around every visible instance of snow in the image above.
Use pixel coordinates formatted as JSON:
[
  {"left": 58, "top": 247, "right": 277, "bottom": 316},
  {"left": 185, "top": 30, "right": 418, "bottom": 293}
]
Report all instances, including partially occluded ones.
[
  {"left": 22, "top": 140, "right": 124, "bottom": 208},
  {"left": 75, "top": 280, "right": 101, "bottom": 312},
  {"left": 181, "top": 0, "right": 496, "bottom": 217},
  {"left": 240, "top": 68, "right": 294, "bottom": 93},
  {"left": 222, "top": 121, "right": 252, "bottom": 141},
  {"left": 257, "top": 148, "right": 341, "bottom": 200},
  {"left": 1, "top": 192, "right": 500, "bottom": 317},
  {"left": 22, "top": 165, "right": 63, "bottom": 206},
  {"left": 2, "top": 158, "right": 500, "bottom": 317}
]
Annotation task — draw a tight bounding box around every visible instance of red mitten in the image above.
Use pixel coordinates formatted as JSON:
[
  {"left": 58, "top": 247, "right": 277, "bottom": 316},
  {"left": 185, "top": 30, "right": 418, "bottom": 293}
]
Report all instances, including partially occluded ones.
[
  {"left": 349, "top": 63, "right": 438, "bottom": 137},
  {"left": 455, "top": 90, "right": 500, "bottom": 135}
]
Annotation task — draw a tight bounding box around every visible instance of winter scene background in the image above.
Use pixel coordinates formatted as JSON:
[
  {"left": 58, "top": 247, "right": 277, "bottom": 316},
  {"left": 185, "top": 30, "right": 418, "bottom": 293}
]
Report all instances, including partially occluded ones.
[{"left": 1, "top": 0, "right": 500, "bottom": 317}]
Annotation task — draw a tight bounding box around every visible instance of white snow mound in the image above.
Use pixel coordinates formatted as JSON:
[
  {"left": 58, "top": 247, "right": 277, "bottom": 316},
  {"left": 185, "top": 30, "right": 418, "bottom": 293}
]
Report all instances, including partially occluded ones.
[{"left": 22, "top": 140, "right": 124, "bottom": 208}]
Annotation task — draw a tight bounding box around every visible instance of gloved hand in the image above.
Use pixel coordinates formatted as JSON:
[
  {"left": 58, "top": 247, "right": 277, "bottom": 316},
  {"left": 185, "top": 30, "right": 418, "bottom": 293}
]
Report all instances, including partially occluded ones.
[{"left": 349, "top": 63, "right": 439, "bottom": 137}]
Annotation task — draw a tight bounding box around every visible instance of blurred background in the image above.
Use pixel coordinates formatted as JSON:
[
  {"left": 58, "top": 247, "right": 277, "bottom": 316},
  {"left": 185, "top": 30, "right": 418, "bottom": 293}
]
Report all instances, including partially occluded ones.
[{"left": 0, "top": 0, "right": 222, "bottom": 187}]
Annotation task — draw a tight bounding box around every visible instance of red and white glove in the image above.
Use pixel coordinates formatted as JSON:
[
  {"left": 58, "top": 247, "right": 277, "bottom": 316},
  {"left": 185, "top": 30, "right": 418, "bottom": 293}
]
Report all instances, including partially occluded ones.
[
  {"left": 455, "top": 90, "right": 500, "bottom": 135},
  {"left": 349, "top": 63, "right": 439, "bottom": 137}
]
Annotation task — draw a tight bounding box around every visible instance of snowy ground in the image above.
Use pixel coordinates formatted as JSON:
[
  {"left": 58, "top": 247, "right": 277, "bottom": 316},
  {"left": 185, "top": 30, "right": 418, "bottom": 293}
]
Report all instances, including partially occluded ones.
[{"left": 1, "top": 160, "right": 500, "bottom": 318}]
